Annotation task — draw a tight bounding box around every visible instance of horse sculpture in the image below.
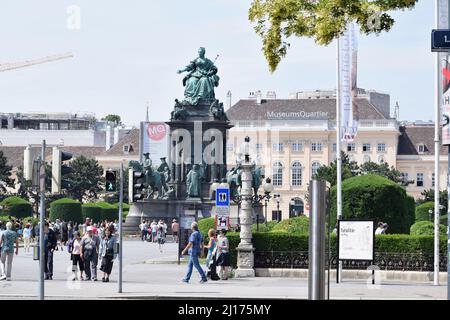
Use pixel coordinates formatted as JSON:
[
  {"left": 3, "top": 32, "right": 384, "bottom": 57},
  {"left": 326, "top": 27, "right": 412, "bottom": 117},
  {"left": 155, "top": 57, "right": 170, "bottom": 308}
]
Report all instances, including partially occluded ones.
[{"left": 128, "top": 160, "right": 165, "bottom": 200}]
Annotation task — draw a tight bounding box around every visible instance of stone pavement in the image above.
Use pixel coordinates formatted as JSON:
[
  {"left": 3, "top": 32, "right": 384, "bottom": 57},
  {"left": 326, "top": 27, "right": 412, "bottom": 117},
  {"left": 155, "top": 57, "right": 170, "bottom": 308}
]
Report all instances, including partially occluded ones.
[{"left": 0, "top": 240, "right": 446, "bottom": 300}]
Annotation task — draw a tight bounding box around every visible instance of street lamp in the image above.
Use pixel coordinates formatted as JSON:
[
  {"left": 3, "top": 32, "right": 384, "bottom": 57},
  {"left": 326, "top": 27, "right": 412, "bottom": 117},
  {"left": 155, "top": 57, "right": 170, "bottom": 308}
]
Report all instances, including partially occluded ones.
[{"left": 263, "top": 178, "right": 274, "bottom": 226}]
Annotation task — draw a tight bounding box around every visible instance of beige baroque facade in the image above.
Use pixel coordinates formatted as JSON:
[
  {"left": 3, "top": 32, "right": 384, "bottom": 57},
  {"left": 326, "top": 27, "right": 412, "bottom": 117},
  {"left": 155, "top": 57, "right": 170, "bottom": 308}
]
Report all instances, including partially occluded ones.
[{"left": 225, "top": 92, "right": 447, "bottom": 221}]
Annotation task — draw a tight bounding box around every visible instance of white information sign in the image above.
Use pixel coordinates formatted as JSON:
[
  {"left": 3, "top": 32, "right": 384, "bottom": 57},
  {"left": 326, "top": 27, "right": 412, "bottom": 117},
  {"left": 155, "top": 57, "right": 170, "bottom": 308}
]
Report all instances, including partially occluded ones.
[
  {"left": 338, "top": 220, "right": 374, "bottom": 261},
  {"left": 140, "top": 122, "right": 170, "bottom": 165}
]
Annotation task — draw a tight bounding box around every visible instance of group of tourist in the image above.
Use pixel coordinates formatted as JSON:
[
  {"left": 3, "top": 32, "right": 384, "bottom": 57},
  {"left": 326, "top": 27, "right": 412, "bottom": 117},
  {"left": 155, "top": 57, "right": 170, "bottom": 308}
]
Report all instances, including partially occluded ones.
[
  {"left": 0, "top": 217, "right": 118, "bottom": 282},
  {"left": 139, "top": 218, "right": 176, "bottom": 252},
  {"left": 181, "top": 222, "right": 230, "bottom": 284}
]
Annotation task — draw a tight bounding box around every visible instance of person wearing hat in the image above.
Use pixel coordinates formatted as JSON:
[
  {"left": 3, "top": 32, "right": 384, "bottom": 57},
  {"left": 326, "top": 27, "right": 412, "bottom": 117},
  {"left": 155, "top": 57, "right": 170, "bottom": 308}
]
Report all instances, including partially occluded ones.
[
  {"left": 68, "top": 231, "right": 85, "bottom": 281},
  {"left": 80, "top": 226, "right": 99, "bottom": 281},
  {"left": 171, "top": 219, "right": 179, "bottom": 243}
]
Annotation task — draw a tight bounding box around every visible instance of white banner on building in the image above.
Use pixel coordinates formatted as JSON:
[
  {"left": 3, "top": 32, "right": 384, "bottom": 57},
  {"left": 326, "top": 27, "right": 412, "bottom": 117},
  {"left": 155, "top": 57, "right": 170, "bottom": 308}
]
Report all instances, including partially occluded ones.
[
  {"left": 439, "top": 0, "right": 450, "bottom": 145},
  {"left": 339, "top": 22, "right": 359, "bottom": 142},
  {"left": 140, "top": 122, "right": 170, "bottom": 165}
]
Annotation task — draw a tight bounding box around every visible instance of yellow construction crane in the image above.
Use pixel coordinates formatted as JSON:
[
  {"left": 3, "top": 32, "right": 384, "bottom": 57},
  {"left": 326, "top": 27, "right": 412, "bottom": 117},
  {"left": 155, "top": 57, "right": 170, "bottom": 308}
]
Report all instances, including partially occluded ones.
[{"left": 0, "top": 52, "right": 73, "bottom": 72}]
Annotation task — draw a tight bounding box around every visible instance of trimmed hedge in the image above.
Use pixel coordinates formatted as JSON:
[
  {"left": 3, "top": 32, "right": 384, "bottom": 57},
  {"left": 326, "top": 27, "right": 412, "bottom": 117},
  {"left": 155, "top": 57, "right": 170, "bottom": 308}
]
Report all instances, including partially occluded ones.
[
  {"left": 95, "top": 202, "right": 118, "bottom": 221},
  {"left": 271, "top": 216, "right": 309, "bottom": 234},
  {"left": 410, "top": 221, "right": 447, "bottom": 236},
  {"left": 251, "top": 220, "right": 278, "bottom": 233},
  {"left": 226, "top": 232, "right": 448, "bottom": 267},
  {"left": 82, "top": 203, "right": 102, "bottom": 223},
  {"left": 415, "top": 202, "right": 434, "bottom": 222},
  {"left": 330, "top": 174, "right": 415, "bottom": 234},
  {"left": 0, "top": 196, "right": 32, "bottom": 218},
  {"left": 49, "top": 198, "right": 82, "bottom": 223},
  {"left": 441, "top": 214, "right": 448, "bottom": 226},
  {"left": 199, "top": 217, "right": 215, "bottom": 241},
  {"left": 0, "top": 216, "right": 15, "bottom": 224}
]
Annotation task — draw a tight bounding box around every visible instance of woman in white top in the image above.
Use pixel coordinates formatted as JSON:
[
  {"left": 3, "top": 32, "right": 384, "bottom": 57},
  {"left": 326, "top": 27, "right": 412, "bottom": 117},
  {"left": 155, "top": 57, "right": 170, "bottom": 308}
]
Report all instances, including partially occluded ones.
[
  {"left": 22, "top": 224, "right": 32, "bottom": 253},
  {"left": 216, "top": 229, "right": 230, "bottom": 280},
  {"left": 69, "top": 231, "right": 85, "bottom": 280}
]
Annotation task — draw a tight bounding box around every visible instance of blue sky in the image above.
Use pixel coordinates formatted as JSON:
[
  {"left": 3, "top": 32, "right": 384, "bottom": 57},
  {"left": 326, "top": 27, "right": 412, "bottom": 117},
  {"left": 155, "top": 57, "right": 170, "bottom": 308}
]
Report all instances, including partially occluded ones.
[{"left": 0, "top": 0, "right": 434, "bottom": 126}]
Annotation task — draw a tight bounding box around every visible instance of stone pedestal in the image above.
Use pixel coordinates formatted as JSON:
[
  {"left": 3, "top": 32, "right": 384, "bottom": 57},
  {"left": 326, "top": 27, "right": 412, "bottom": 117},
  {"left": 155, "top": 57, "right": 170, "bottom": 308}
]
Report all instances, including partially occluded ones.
[{"left": 234, "top": 161, "right": 255, "bottom": 278}]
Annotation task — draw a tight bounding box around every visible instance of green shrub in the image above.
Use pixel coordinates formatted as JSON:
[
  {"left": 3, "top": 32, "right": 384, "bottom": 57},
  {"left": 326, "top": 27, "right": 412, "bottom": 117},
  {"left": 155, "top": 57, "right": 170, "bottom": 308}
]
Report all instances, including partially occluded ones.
[
  {"left": 22, "top": 217, "right": 39, "bottom": 226},
  {"left": 251, "top": 220, "right": 278, "bottom": 233},
  {"left": 0, "top": 216, "right": 16, "bottom": 224},
  {"left": 415, "top": 202, "right": 434, "bottom": 222},
  {"left": 440, "top": 214, "right": 448, "bottom": 226},
  {"left": 330, "top": 174, "right": 415, "bottom": 234},
  {"left": 410, "top": 221, "right": 447, "bottom": 236},
  {"left": 271, "top": 216, "right": 309, "bottom": 234},
  {"left": 95, "top": 201, "right": 118, "bottom": 221},
  {"left": 49, "top": 198, "right": 82, "bottom": 223},
  {"left": 81, "top": 204, "right": 103, "bottom": 223},
  {"left": 112, "top": 202, "right": 130, "bottom": 212},
  {"left": 0, "top": 196, "right": 33, "bottom": 218},
  {"left": 198, "top": 217, "right": 215, "bottom": 241}
]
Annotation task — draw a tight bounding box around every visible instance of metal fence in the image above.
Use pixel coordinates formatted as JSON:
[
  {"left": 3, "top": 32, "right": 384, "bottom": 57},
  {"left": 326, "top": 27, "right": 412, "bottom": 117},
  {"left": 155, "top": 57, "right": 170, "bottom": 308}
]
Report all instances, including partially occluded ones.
[{"left": 254, "top": 251, "right": 448, "bottom": 272}]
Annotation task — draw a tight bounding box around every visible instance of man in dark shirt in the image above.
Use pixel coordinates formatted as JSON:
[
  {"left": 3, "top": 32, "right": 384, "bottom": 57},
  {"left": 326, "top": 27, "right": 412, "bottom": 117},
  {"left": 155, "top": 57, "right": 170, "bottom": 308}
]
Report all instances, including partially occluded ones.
[{"left": 42, "top": 222, "right": 57, "bottom": 280}]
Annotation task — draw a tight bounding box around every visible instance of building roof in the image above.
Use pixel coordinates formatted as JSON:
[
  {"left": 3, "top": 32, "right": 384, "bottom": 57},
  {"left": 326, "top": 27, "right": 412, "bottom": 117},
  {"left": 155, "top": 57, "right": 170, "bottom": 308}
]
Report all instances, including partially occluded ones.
[
  {"left": 0, "top": 146, "right": 106, "bottom": 168},
  {"left": 226, "top": 98, "right": 387, "bottom": 121},
  {"left": 397, "top": 125, "right": 447, "bottom": 156},
  {"left": 100, "top": 128, "right": 139, "bottom": 157}
]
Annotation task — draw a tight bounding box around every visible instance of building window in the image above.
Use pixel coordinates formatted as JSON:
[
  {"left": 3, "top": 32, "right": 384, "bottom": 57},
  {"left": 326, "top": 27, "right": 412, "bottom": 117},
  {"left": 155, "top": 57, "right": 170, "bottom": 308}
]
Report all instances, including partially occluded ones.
[
  {"left": 363, "top": 143, "right": 371, "bottom": 152},
  {"left": 312, "top": 161, "right": 321, "bottom": 176},
  {"left": 49, "top": 122, "right": 58, "bottom": 130},
  {"left": 289, "top": 198, "right": 304, "bottom": 218},
  {"left": 226, "top": 143, "right": 234, "bottom": 151},
  {"left": 418, "top": 144, "right": 426, "bottom": 153},
  {"left": 272, "top": 162, "right": 283, "bottom": 186},
  {"left": 377, "top": 143, "right": 386, "bottom": 152},
  {"left": 59, "top": 123, "right": 69, "bottom": 130},
  {"left": 363, "top": 155, "right": 371, "bottom": 163},
  {"left": 401, "top": 172, "right": 409, "bottom": 184},
  {"left": 272, "top": 210, "right": 282, "bottom": 222},
  {"left": 292, "top": 142, "right": 303, "bottom": 152},
  {"left": 291, "top": 162, "right": 302, "bottom": 186},
  {"left": 332, "top": 143, "right": 337, "bottom": 153},
  {"left": 417, "top": 173, "right": 424, "bottom": 187},
  {"left": 39, "top": 122, "right": 49, "bottom": 130},
  {"left": 256, "top": 143, "right": 263, "bottom": 153},
  {"left": 272, "top": 143, "right": 284, "bottom": 152},
  {"left": 432, "top": 173, "right": 435, "bottom": 187},
  {"left": 311, "top": 143, "right": 322, "bottom": 152},
  {"left": 347, "top": 143, "right": 356, "bottom": 152}
]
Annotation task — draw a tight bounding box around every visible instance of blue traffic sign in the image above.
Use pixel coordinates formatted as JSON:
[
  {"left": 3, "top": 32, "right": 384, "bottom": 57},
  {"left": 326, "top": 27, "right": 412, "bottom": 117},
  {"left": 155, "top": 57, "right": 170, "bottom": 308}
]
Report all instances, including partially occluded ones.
[
  {"left": 216, "top": 188, "right": 229, "bottom": 206},
  {"left": 431, "top": 29, "right": 450, "bottom": 52}
]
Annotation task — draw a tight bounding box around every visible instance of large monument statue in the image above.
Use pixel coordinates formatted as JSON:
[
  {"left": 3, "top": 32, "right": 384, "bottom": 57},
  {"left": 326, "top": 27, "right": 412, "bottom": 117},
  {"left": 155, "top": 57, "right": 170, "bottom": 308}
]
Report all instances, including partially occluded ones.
[{"left": 177, "top": 47, "right": 219, "bottom": 105}]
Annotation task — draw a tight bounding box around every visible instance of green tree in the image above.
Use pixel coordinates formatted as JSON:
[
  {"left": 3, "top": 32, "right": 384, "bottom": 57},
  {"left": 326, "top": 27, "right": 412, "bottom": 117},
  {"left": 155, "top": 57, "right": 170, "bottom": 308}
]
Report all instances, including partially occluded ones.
[
  {"left": 417, "top": 189, "right": 448, "bottom": 213},
  {"left": 66, "top": 156, "right": 104, "bottom": 202},
  {"left": 248, "top": 0, "right": 418, "bottom": 72},
  {"left": 313, "top": 151, "right": 358, "bottom": 186},
  {"left": 359, "top": 161, "right": 412, "bottom": 186},
  {"left": 101, "top": 114, "right": 121, "bottom": 125},
  {"left": 0, "top": 151, "right": 12, "bottom": 192}
]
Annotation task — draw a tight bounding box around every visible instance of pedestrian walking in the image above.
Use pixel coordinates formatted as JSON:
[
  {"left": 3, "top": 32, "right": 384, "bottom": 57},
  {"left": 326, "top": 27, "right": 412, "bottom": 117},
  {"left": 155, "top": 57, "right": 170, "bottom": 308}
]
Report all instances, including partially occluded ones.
[
  {"left": 216, "top": 229, "right": 230, "bottom": 280},
  {"left": 80, "top": 226, "right": 99, "bottom": 281},
  {"left": 205, "top": 229, "right": 219, "bottom": 281},
  {"left": 140, "top": 220, "right": 148, "bottom": 242},
  {"left": 99, "top": 226, "right": 117, "bottom": 282},
  {"left": 61, "top": 220, "right": 68, "bottom": 247},
  {"left": 0, "top": 222, "right": 19, "bottom": 281},
  {"left": 157, "top": 223, "right": 166, "bottom": 253},
  {"left": 23, "top": 223, "right": 32, "bottom": 253},
  {"left": 150, "top": 220, "right": 158, "bottom": 243},
  {"left": 43, "top": 222, "right": 57, "bottom": 280},
  {"left": 171, "top": 219, "right": 179, "bottom": 243},
  {"left": 68, "top": 231, "right": 85, "bottom": 281},
  {"left": 181, "top": 222, "right": 207, "bottom": 284}
]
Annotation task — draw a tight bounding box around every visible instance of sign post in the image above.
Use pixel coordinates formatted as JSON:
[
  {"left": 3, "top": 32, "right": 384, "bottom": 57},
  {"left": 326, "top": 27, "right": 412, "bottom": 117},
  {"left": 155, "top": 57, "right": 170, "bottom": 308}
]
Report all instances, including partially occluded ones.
[
  {"left": 214, "top": 188, "right": 230, "bottom": 230},
  {"left": 337, "top": 220, "right": 375, "bottom": 284}
]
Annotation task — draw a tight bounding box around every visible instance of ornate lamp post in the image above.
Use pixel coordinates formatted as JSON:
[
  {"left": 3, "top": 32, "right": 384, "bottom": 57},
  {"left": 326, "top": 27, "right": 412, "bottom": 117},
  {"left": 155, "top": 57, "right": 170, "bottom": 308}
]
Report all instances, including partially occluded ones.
[
  {"left": 273, "top": 193, "right": 281, "bottom": 222},
  {"left": 235, "top": 136, "right": 256, "bottom": 278}
]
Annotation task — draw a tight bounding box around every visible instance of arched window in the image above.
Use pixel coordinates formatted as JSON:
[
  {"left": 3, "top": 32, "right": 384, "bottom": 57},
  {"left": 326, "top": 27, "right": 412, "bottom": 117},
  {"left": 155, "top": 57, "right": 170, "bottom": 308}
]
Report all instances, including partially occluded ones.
[
  {"left": 312, "top": 161, "right": 321, "bottom": 176},
  {"left": 291, "top": 162, "right": 302, "bottom": 186},
  {"left": 272, "top": 162, "right": 283, "bottom": 186}
]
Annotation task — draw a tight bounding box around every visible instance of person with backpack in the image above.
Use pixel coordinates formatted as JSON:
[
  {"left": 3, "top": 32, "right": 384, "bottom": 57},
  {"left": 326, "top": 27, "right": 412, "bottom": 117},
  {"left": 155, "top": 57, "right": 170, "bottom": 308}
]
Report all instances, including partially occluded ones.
[
  {"left": 80, "top": 226, "right": 99, "bottom": 281},
  {"left": 181, "top": 222, "right": 207, "bottom": 284},
  {"left": 205, "top": 229, "right": 219, "bottom": 281}
]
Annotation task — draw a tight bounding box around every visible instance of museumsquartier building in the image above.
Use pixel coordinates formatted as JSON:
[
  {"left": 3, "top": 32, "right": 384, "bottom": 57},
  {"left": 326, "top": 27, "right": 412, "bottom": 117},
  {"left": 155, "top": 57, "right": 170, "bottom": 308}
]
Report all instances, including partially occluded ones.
[{"left": 225, "top": 89, "right": 448, "bottom": 221}]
